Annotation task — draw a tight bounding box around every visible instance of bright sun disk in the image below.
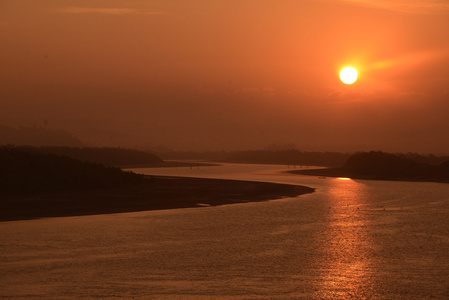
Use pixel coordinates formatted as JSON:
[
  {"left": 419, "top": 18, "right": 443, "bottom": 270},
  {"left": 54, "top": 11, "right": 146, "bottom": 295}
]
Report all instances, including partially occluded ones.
[{"left": 340, "top": 67, "right": 358, "bottom": 84}]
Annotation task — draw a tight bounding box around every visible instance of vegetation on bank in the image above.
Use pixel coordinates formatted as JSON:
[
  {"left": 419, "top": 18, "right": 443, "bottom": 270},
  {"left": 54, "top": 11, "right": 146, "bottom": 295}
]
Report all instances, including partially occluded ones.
[
  {"left": 290, "top": 151, "right": 449, "bottom": 182},
  {"left": 1, "top": 146, "right": 163, "bottom": 167},
  {"left": 0, "top": 146, "right": 145, "bottom": 195},
  {"left": 223, "top": 150, "right": 350, "bottom": 167},
  {"left": 34, "top": 146, "right": 163, "bottom": 166}
]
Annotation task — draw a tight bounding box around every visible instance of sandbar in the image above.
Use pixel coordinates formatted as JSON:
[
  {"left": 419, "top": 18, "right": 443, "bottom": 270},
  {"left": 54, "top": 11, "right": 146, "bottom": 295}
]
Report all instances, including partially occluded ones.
[{"left": 0, "top": 175, "right": 314, "bottom": 221}]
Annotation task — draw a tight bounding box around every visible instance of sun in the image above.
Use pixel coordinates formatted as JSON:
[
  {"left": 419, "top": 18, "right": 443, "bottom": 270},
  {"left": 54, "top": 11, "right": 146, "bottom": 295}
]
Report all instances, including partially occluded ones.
[{"left": 340, "top": 67, "right": 358, "bottom": 84}]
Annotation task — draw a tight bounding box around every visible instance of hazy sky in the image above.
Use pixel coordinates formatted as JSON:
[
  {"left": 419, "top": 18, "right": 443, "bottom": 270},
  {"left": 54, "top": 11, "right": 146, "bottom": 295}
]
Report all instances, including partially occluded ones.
[{"left": 1, "top": 0, "right": 449, "bottom": 152}]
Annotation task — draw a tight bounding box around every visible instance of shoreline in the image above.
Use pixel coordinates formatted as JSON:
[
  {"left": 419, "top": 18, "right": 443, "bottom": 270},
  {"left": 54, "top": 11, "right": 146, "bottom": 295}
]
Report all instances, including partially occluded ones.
[
  {"left": 0, "top": 175, "right": 314, "bottom": 222},
  {"left": 116, "top": 161, "right": 220, "bottom": 169},
  {"left": 287, "top": 168, "right": 449, "bottom": 183}
]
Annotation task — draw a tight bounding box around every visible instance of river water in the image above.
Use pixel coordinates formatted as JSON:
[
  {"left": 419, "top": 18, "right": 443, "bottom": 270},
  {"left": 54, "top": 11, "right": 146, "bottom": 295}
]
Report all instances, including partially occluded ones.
[{"left": 1, "top": 163, "right": 449, "bottom": 299}]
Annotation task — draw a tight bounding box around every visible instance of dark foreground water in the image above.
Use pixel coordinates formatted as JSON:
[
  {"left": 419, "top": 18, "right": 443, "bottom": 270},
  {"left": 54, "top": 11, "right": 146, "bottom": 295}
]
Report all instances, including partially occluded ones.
[{"left": 1, "top": 164, "right": 449, "bottom": 299}]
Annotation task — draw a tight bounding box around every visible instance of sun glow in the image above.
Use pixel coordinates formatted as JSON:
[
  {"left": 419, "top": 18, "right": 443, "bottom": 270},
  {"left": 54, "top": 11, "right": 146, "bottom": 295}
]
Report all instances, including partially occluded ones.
[{"left": 340, "top": 67, "right": 358, "bottom": 84}]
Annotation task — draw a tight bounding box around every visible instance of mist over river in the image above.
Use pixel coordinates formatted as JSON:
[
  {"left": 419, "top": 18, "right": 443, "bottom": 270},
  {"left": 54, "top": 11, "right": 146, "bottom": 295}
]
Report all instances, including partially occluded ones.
[{"left": 1, "top": 163, "right": 449, "bottom": 299}]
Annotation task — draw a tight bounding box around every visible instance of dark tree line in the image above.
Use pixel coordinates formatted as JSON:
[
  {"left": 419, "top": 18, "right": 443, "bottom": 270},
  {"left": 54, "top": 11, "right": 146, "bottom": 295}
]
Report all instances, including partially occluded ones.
[
  {"left": 3, "top": 146, "right": 163, "bottom": 166},
  {"left": 0, "top": 146, "right": 145, "bottom": 195},
  {"left": 342, "top": 151, "right": 449, "bottom": 181},
  {"left": 224, "top": 149, "right": 351, "bottom": 167},
  {"left": 289, "top": 151, "right": 449, "bottom": 182}
]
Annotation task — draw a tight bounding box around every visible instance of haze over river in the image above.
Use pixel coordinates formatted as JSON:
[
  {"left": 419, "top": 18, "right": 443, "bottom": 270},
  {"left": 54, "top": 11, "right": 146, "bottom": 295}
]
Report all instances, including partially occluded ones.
[{"left": 1, "top": 163, "right": 449, "bottom": 299}]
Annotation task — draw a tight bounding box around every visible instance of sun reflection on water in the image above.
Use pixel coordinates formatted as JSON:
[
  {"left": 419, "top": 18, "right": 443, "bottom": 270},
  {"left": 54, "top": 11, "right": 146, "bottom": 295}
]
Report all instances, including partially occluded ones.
[{"left": 314, "top": 178, "right": 376, "bottom": 299}]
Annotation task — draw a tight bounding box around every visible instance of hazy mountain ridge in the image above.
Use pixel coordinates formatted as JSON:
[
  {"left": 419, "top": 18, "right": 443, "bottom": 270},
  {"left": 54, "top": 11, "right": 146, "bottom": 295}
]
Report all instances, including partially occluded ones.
[{"left": 0, "top": 125, "right": 84, "bottom": 147}]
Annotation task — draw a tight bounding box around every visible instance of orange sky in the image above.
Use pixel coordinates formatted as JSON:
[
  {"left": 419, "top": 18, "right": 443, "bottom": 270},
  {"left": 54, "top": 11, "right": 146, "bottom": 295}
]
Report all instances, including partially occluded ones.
[{"left": 1, "top": 0, "right": 449, "bottom": 152}]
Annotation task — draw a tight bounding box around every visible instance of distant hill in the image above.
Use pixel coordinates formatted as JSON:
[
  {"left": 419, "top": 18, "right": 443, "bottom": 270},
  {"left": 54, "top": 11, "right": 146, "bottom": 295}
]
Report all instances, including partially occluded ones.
[
  {"left": 224, "top": 149, "right": 350, "bottom": 167},
  {"left": 0, "top": 146, "right": 144, "bottom": 195},
  {"left": 290, "top": 151, "right": 449, "bottom": 182},
  {"left": 0, "top": 125, "right": 84, "bottom": 147}
]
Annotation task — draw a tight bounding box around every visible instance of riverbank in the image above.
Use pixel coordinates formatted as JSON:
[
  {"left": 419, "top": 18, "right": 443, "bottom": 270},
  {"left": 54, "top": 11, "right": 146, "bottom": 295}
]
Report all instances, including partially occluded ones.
[
  {"left": 287, "top": 151, "right": 449, "bottom": 183},
  {"left": 288, "top": 168, "right": 449, "bottom": 183},
  {"left": 0, "top": 175, "right": 314, "bottom": 222},
  {"left": 116, "top": 161, "right": 219, "bottom": 168}
]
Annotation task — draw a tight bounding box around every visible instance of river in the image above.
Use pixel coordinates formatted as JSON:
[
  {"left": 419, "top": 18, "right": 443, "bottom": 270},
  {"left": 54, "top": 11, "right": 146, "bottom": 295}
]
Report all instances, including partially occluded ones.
[{"left": 1, "top": 163, "right": 449, "bottom": 299}]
